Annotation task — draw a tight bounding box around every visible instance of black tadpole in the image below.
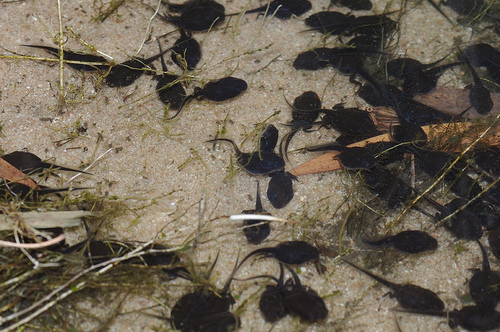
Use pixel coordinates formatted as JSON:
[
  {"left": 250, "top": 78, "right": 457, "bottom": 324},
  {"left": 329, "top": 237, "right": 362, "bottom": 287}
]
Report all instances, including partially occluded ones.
[
  {"left": 227, "top": 0, "right": 312, "bottom": 19},
  {"left": 395, "top": 306, "right": 500, "bottom": 331},
  {"left": 267, "top": 171, "right": 297, "bottom": 209},
  {"left": 459, "top": 47, "right": 493, "bottom": 115},
  {"left": 105, "top": 47, "right": 171, "bottom": 87},
  {"left": 364, "top": 230, "right": 438, "bottom": 254},
  {"left": 2, "top": 151, "right": 90, "bottom": 176},
  {"left": 343, "top": 260, "right": 444, "bottom": 311},
  {"left": 241, "top": 181, "right": 271, "bottom": 245},
  {"left": 207, "top": 138, "right": 285, "bottom": 175},
  {"left": 155, "top": 40, "right": 186, "bottom": 111},
  {"left": 156, "top": 0, "right": 226, "bottom": 32},
  {"left": 171, "top": 29, "right": 201, "bottom": 71},
  {"left": 237, "top": 240, "right": 320, "bottom": 268},
  {"left": 166, "top": 77, "right": 247, "bottom": 120},
  {"left": 168, "top": 253, "right": 241, "bottom": 332},
  {"left": 22, "top": 45, "right": 110, "bottom": 71},
  {"left": 469, "top": 240, "right": 500, "bottom": 310}
]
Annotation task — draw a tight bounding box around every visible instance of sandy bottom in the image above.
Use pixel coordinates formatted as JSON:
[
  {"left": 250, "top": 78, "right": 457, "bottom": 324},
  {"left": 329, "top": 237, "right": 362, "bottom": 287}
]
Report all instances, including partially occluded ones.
[{"left": 0, "top": 0, "right": 499, "bottom": 331}]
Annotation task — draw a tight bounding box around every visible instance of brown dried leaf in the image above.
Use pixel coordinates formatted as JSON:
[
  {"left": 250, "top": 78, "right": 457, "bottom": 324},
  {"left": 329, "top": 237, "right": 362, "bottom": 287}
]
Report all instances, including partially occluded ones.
[
  {"left": 0, "top": 159, "right": 38, "bottom": 188},
  {"left": 290, "top": 121, "right": 500, "bottom": 176}
]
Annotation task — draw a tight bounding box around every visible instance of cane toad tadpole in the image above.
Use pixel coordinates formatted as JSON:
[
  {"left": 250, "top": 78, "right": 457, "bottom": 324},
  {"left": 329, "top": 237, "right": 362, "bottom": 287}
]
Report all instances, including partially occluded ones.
[
  {"left": 283, "top": 265, "right": 328, "bottom": 322},
  {"left": 208, "top": 125, "right": 284, "bottom": 175},
  {"left": 364, "top": 230, "right": 438, "bottom": 254},
  {"left": 105, "top": 47, "right": 171, "bottom": 87},
  {"left": 2, "top": 151, "right": 89, "bottom": 176},
  {"left": 167, "top": 76, "right": 247, "bottom": 119},
  {"left": 460, "top": 48, "right": 493, "bottom": 115},
  {"left": 239, "top": 240, "right": 320, "bottom": 266},
  {"left": 469, "top": 240, "right": 500, "bottom": 310},
  {"left": 228, "top": 0, "right": 312, "bottom": 19},
  {"left": 155, "top": 41, "right": 186, "bottom": 111},
  {"left": 267, "top": 171, "right": 297, "bottom": 209},
  {"left": 241, "top": 181, "right": 271, "bottom": 244},
  {"left": 171, "top": 29, "right": 201, "bottom": 71},
  {"left": 343, "top": 260, "right": 444, "bottom": 311},
  {"left": 157, "top": 0, "right": 226, "bottom": 32},
  {"left": 22, "top": 45, "right": 110, "bottom": 72}
]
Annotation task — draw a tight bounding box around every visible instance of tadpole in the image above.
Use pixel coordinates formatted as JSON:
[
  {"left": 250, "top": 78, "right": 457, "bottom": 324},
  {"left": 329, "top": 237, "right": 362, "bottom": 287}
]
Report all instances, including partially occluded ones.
[
  {"left": 228, "top": 0, "right": 312, "bottom": 19},
  {"left": 292, "top": 47, "right": 334, "bottom": 70},
  {"left": 0, "top": 182, "right": 90, "bottom": 202},
  {"left": 171, "top": 29, "right": 201, "bottom": 71},
  {"left": 332, "top": 0, "right": 373, "bottom": 11},
  {"left": 167, "top": 76, "right": 247, "bottom": 120},
  {"left": 283, "top": 265, "right": 328, "bottom": 322},
  {"left": 258, "top": 264, "right": 328, "bottom": 323},
  {"left": 208, "top": 125, "right": 285, "bottom": 175},
  {"left": 267, "top": 171, "right": 297, "bottom": 209},
  {"left": 2, "top": 151, "right": 88, "bottom": 176},
  {"left": 426, "top": 197, "right": 483, "bottom": 240},
  {"left": 387, "top": 56, "right": 459, "bottom": 96},
  {"left": 304, "top": 143, "right": 376, "bottom": 170},
  {"left": 343, "top": 260, "right": 445, "bottom": 311},
  {"left": 361, "top": 166, "right": 412, "bottom": 208},
  {"left": 396, "top": 306, "right": 500, "bottom": 331},
  {"left": 280, "top": 90, "right": 322, "bottom": 161},
  {"left": 241, "top": 181, "right": 271, "bottom": 244},
  {"left": 238, "top": 240, "right": 320, "bottom": 266},
  {"left": 469, "top": 240, "right": 500, "bottom": 310},
  {"left": 364, "top": 230, "right": 438, "bottom": 254},
  {"left": 105, "top": 47, "right": 171, "bottom": 87},
  {"left": 442, "top": 0, "right": 486, "bottom": 16},
  {"left": 304, "top": 11, "right": 355, "bottom": 35},
  {"left": 259, "top": 265, "right": 288, "bottom": 323},
  {"left": 169, "top": 254, "right": 240, "bottom": 332},
  {"left": 320, "top": 104, "right": 378, "bottom": 137},
  {"left": 22, "top": 44, "right": 110, "bottom": 71},
  {"left": 155, "top": 41, "right": 186, "bottom": 111},
  {"left": 157, "top": 0, "right": 226, "bottom": 32},
  {"left": 460, "top": 47, "right": 493, "bottom": 115}
]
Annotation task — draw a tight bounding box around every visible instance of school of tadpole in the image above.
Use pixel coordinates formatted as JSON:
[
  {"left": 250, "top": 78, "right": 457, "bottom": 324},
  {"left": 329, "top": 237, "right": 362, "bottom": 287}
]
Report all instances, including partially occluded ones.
[{"left": 1, "top": 0, "right": 500, "bottom": 331}]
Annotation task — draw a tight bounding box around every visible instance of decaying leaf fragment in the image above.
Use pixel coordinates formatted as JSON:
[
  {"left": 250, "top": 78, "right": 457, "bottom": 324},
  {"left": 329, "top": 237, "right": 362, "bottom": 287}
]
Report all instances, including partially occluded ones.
[
  {"left": 0, "top": 210, "right": 96, "bottom": 231},
  {"left": 290, "top": 121, "right": 500, "bottom": 176},
  {"left": 0, "top": 158, "right": 38, "bottom": 188}
]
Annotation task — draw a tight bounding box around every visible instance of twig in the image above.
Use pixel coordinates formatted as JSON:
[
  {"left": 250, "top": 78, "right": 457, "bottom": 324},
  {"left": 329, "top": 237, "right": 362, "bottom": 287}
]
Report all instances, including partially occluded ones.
[{"left": 0, "top": 234, "right": 66, "bottom": 248}]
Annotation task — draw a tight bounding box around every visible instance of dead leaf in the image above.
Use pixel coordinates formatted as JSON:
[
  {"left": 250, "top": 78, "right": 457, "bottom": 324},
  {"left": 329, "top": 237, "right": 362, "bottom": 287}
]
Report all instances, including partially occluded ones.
[
  {"left": 0, "top": 159, "right": 38, "bottom": 188},
  {"left": 289, "top": 121, "right": 500, "bottom": 176}
]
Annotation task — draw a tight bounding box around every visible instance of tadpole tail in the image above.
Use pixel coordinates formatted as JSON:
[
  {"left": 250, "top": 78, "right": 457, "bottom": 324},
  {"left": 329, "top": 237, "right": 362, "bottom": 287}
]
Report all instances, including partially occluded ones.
[
  {"left": 39, "top": 162, "right": 91, "bottom": 175},
  {"left": 476, "top": 240, "right": 491, "bottom": 272},
  {"left": 279, "top": 129, "right": 298, "bottom": 162},
  {"left": 222, "top": 252, "right": 241, "bottom": 293},
  {"left": 206, "top": 138, "right": 243, "bottom": 156},
  {"left": 205, "top": 251, "right": 220, "bottom": 280},
  {"left": 235, "top": 247, "right": 276, "bottom": 272},
  {"left": 425, "top": 61, "right": 460, "bottom": 77},
  {"left": 363, "top": 236, "right": 394, "bottom": 247},
  {"left": 342, "top": 259, "right": 398, "bottom": 290},
  {"left": 284, "top": 264, "right": 302, "bottom": 287},
  {"left": 156, "top": 39, "right": 168, "bottom": 73},
  {"left": 302, "top": 142, "right": 345, "bottom": 153},
  {"left": 391, "top": 307, "right": 447, "bottom": 317},
  {"left": 425, "top": 0, "right": 454, "bottom": 25},
  {"left": 165, "top": 94, "right": 194, "bottom": 120},
  {"left": 255, "top": 181, "right": 263, "bottom": 212},
  {"left": 21, "top": 44, "right": 58, "bottom": 56},
  {"left": 226, "top": 6, "right": 267, "bottom": 17}
]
